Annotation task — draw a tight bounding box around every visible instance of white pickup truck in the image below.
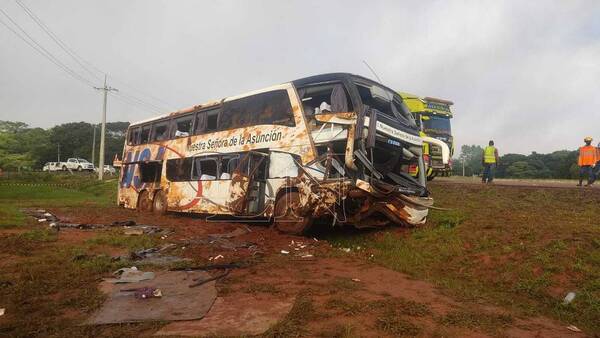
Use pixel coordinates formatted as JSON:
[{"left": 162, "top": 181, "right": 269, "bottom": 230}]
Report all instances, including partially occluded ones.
[{"left": 59, "top": 158, "right": 95, "bottom": 171}]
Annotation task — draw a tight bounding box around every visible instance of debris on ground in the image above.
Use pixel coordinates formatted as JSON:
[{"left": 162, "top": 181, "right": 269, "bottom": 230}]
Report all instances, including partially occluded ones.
[
  {"left": 566, "top": 325, "right": 582, "bottom": 332},
  {"left": 0, "top": 308, "right": 4, "bottom": 316},
  {"left": 280, "top": 240, "right": 316, "bottom": 259},
  {"left": 86, "top": 271, "right": 217, "bottom": 324},
  {"left": 563, "top": 291, "right": 576, "bottom": 304},
  {"left": 119, "top": 286, "right": 163, "bottom": 299},
  {"left": 104, "top": 267, "right": 155, "bottom": 284}
]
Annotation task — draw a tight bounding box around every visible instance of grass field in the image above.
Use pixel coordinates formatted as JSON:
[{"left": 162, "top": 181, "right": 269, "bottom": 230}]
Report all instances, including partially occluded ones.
[
  {"left": 323, "top": 183, "right": 600, "bottom": 334},
  {"left": 0, "top": 174, "right": 598, "bottom": 336}
]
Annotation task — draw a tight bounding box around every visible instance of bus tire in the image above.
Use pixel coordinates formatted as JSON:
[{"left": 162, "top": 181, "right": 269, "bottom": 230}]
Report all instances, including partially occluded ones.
[
  {"left": 152, "top": 191, "right": 167, "bottom": 215},
  {"left": 62, "top": 165, "right": 67, "bottom": 171},
  {"left": 273, "top": 191, "right": 312, "bottom": 235},
  {"left": 137, "top": 190, "right": 153, "bottom": 212},
  {"left": 77, "top": 166, "right": 82, "bottom": 172}
]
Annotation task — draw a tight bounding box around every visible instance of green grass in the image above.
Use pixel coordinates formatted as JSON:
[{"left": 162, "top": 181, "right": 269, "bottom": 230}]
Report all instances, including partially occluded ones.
[
  {"left": 0, "top": 175, "right": 117, "bottom": 230},
  {"left": 321, "top": 183, "right": 600, "bottom": 334},
  {"left": 86, "top": 229, "right": 160, "bottom": 251}
]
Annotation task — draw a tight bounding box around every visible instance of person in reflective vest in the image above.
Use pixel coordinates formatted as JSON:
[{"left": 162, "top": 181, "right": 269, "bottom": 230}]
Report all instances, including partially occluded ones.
[
  {"left": 578, "top": 137, "right": 598, "bottom": 186},
  {"left": 482, "top": 140, "right": 499, "bottom": 184}
]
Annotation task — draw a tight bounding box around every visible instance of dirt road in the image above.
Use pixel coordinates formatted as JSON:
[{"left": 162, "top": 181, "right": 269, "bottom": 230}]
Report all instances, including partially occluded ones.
[{"left": 435, "top": 176, "right": 600, "bottom": 189}]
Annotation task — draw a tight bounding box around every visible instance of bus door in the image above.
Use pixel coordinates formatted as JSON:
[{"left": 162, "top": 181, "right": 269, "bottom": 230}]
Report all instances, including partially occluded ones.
[{"left": 227, "top": 152, "right": 268, "bottom": 215}]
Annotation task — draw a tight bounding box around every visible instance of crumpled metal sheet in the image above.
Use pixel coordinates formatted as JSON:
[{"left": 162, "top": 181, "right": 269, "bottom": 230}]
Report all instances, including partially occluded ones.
[{"left": 85, "top": 271, "right": 217, "bottom": 324}]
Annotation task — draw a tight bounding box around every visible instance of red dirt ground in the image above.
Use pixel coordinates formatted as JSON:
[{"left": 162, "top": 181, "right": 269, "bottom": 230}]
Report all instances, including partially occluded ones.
[{"left": 32, "top": 205, "right": 588, "bottom": 338}]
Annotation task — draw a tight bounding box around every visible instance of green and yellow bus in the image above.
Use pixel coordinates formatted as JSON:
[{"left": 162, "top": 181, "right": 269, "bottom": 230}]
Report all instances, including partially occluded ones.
[{"left": 400, "top": 93, "right": 454, "bottom": 180}]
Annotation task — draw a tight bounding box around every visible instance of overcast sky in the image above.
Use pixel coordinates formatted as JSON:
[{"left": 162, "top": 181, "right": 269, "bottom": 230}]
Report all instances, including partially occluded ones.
[{"left": 1, "top": 0, "right": 599, "bottom": 154}]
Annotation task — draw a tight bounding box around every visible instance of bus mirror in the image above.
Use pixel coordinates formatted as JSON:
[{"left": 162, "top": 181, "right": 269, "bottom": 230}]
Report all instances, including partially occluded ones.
[{"left": 421, "top": 116, "right": 430, "bottom": 121}]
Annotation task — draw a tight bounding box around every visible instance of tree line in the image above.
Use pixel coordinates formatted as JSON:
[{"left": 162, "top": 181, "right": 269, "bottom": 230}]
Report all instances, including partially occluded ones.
[
  {"left": 0, "top": 120, "right": 128, "bottom": 171},
  {"left": 452, "top": 144, "right": 580, "bottom": 179}
]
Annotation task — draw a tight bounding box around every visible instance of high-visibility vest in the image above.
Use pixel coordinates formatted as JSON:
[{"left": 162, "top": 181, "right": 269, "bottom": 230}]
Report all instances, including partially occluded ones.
[
  {"left": 578, "top": 145, "right": 598, "bottom": 166},
  {"left": 484, "top": 146, "right": 496, "bottom": 164}
]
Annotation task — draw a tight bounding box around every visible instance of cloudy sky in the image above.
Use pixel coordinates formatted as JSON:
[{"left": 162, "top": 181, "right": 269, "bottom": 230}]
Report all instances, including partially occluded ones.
[{"left": 1, "top": 0, "right": 599, "bottom": 154}]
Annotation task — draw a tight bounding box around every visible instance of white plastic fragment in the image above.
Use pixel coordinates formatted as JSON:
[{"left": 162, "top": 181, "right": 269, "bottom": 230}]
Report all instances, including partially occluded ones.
[
  {"left": 38, "top": 218, "right": 47, "bottom": 222},
  {"left": 0, "top": 308, "right": 4, "bottom": 316},
  {"left": 566, "top": 325, "right": 582, "bottom": 332},
  {"left": 352, "top": 278, "right": 361, "bottom": 282},
  {"left": 280, "top": 250, "right": 289, "bottom": 254},
  {"left": 563, "top": 292, "right": 576, "bottom": 304},
  {"left": 43, "top": 212, "right": 53, "bottom": 217}
]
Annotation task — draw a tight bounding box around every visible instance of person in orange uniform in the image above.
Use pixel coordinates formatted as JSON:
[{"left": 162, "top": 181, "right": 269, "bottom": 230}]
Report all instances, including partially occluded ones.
[{"left": 577, "top": 137, "right": 597, "bottom": 186}]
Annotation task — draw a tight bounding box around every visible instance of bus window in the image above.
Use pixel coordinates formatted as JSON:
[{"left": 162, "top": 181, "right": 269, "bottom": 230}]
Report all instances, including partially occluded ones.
[
  {"left": 166, "top": 158, "right": 193, "bottom": 182},
  {"left": 173, "top": 115, "right": 193, "bottom": 138},
  {"left": 356, "top": 83, "right": 412, "bottom": 126},
  {"left": 195, "top": 108, "right": 219, "bottom": 134},
  {"left": 297, "top": 83, "right": 353, "bottom": 117},
  {"left": 219, "top": 90, "right": 295, "bottom": 130},
  {"left": 128, "top": 127, "right": 140, "bottom": 145},
  {"left": 139, "top": 162, "right": 161, "bottom": 183},
  {"left": 140, "top": 125, "right": 151, "bottom": 144},
  {"left": 220, "top": 155, "right": 239, "bottom": 179},
  {"left": 192, "top": 157, "right": 218, "bottom": 180},
  {"left": 151, "top": 121, "right": 169, "bottom": 141}
]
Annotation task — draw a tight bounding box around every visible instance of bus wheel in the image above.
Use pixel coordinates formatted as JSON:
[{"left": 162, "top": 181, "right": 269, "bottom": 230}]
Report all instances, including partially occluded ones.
[
  {"left": 137, "top": 190, "right": 153, "bottom": 212},
  {"left": 273, "top": 191, "right": 312, "bottom": 235},
  {"left": 153, "top": 191, "right": 167, "bottom": 215}
]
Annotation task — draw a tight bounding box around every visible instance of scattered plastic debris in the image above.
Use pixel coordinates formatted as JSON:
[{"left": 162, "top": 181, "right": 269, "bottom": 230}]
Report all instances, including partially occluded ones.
[
  {"left": 341, "top": 248, "right": 351, "bottom": 253},
  {"left": 563, "top": 292, "right": 576, "bottom": 304},
  {"left": 351, "top": 278, "right": 361, "bottom": 282},
  {"left": 0, "top": 308, "right": 4, "bottom": 316},
  {"left": 120, "top": 287, "right": 163, "bottom": 299},
  {"left": 566, "top": 325, "right": 582, "bottom": 332},
  {"left": 280, "top": 250, "right": 289, "bottom": 254}
]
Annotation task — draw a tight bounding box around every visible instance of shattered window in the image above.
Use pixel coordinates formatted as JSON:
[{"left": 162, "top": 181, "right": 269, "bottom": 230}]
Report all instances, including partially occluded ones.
[
  {"left": 140, "top": 125, "right": 151, "bottom": 144},
  {"left": 128, "top": 127, "right": 140, "bottom": 145},
  {"left": 298, "top": 82, "right": 353, "bottom": 116},
  {"left": 195, "top": 108, "right": 220, "bottom": 134},
  {"left": 356, "top": 83, "right": 413, "bottom": 126},
  {"left": 192, "top": 157, "right": 218, "bottom": 180},
  {"left": 151, "top": 121, "right": 169, "bottom": 141},
  {"left": 220, "top": 155, "right": 239, "bottom": 179},
  {"left": 166, "top": 158, "right": 193, "bottom": 182},
  {"left": 173, "top": 115, "right": 193, "bottom": 138},
  {"left": 219, "top": 90, "right": 295, "bottom": 130}
]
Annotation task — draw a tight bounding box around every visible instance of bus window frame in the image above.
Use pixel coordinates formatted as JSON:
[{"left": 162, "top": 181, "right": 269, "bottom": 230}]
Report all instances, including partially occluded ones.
[
  {"left": 150, "top": 120, "right": 170, "bottom": 142},
  {"left": 171, "top": 113, "right": 195, "bottom": 139},
  {"left": 194, "top": 107, "right": 221, "bottom": 135},
  {"left": 128, "top": 126, "right": 141, "bottom": 145},
  {"left": 140, "top": 124, "right": 151, "bottom": 144},
  {"left": 191, "top": 156, "right": 219, "bottom": 181}
]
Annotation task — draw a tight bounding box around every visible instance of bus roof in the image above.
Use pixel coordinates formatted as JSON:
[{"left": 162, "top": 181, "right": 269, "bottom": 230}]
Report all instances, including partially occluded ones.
[
  {"left": 129, "top": 73, "right": 396, "bottom": 127},
  {"left": 399, "top": 92, "right": 454, "bottom": 117}
]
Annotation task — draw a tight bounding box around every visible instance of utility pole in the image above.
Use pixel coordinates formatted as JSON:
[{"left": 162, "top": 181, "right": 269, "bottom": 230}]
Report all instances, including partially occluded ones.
[
  {"left": 57, "top": 144, "right": 60, "bottom": 162},
  {"left": 91, "top": 123, "right": 97, "bottom": 167},
  {"left": 94, "top": 75, "right": 118, "bottom": 180}
]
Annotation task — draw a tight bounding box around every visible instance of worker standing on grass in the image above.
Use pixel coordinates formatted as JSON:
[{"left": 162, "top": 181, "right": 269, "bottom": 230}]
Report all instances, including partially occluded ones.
[
  {"left": 482, "top": 140, "right": 499, "bottom": 184},
  {"left": 577, "top": 137, "right": 597, "bottom": 187}
]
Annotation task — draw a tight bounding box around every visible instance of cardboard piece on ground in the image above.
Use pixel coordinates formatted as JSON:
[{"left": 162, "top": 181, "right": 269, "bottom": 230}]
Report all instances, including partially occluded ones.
[
  {"left": 86, "top": 271, "right": 217, "bottom": 324},
  {"left": 154, "top": 294, "right": 294, "bottom": 336}
]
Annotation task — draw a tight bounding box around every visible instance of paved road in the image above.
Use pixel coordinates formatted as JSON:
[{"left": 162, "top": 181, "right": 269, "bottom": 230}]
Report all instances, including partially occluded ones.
[{"left": 434, "top": 176, "right": 600, "bottom": 190}]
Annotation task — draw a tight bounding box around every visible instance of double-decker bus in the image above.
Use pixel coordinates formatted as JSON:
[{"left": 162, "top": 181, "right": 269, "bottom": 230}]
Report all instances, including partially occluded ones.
[{"left": 118, "top": 73, "right": 432, "bottom": 234}]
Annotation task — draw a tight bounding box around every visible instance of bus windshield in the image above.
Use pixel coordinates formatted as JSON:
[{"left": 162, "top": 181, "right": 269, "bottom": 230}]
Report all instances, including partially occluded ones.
[{"left": 422, "top": 115, "right": 451, "bottom": 134}]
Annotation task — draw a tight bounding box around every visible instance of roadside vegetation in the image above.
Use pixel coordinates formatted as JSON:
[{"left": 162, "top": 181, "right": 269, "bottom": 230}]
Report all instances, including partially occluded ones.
[{"left": 322, "top": 183, "right": 600, "bottom": 334}]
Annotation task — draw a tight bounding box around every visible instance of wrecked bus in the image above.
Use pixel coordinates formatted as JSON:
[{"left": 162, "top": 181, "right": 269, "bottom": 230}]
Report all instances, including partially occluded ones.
[{"left": 118, "top": 73, "right": 432, "bottom": 234}]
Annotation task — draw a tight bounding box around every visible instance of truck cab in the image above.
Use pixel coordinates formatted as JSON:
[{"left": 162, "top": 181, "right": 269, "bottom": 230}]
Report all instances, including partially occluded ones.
[
  {"left": 399, "top": 93, "right": 454, "bottom": 180},
  {"left": 63, "top": 158, "right": 95, "bottom": 171}
]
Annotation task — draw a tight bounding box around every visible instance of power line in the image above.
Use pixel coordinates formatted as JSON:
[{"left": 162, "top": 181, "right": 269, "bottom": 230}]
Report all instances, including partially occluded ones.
[
  {"left": 0, "top": 7, "right": 95, "bottom": 87},
  {"left": 15, "top": 0, "right": 102, "bottom": 82},
  {"left": 9, "top": 1, "right": 174, "bottom": 113},
  {"left": 15, "top": 0, "right": 175, "bottom": 112}
]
